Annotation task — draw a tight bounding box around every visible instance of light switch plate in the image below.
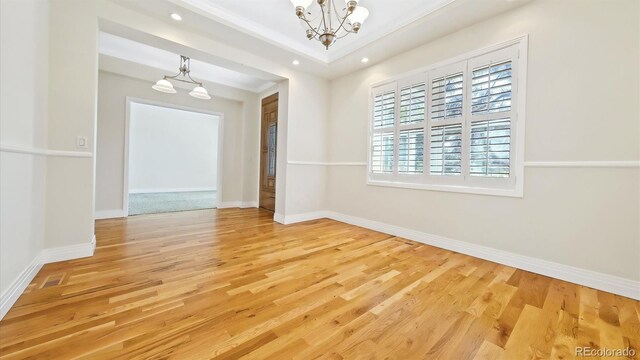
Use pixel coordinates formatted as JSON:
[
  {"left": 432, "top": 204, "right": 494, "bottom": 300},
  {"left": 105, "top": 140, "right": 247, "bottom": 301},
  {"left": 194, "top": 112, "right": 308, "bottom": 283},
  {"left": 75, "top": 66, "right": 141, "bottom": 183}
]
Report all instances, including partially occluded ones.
[{"left": 76, "top": 136, "right": 88, "bottom": 149}]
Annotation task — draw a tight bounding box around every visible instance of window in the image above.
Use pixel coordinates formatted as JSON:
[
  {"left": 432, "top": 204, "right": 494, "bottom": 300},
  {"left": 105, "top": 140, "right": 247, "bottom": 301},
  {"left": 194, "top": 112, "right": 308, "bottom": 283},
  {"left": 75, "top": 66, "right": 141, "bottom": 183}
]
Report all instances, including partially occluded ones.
[{"left": 368, "top": 38, "right": 526, "bottom": 197}]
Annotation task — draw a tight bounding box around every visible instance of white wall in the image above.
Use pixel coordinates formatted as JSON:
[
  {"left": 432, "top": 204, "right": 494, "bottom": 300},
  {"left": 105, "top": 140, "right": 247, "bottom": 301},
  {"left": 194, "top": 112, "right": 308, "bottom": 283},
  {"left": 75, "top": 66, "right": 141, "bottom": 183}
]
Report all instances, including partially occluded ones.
[
  {"left": 0, "top": 0, "right": 49, "bottom": 296},
  {"left": 96, "top": 71, "right": 247, "bottom": 214},
  {"left": 128, "top": 103, "right": 219, "bottom": 193},
  {"left": 327, "top": 0, "right": 640, "bottom": 282}
]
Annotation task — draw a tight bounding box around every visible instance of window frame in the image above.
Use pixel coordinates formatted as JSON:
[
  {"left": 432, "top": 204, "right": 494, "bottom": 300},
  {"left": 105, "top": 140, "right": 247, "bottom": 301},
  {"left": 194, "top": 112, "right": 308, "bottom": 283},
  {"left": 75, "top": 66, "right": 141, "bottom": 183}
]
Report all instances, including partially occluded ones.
[{"left": 366, "top": 36, "right": 528, "bottom": 198}]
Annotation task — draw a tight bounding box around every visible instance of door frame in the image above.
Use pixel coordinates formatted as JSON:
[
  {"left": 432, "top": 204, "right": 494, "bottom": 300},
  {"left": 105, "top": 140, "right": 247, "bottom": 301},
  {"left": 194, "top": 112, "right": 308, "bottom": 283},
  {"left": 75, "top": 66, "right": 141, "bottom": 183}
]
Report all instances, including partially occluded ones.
[
  {"left": 122, "top": 96, "right": 225, "bottom": 217},
  {"left": 258, "top": 92, "right": 278, "bottom": 211}
]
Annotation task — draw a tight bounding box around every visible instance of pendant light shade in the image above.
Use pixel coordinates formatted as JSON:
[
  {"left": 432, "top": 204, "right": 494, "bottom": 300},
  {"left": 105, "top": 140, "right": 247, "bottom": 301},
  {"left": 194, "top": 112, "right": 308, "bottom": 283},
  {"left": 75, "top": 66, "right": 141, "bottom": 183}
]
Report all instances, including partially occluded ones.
[
  {"left": 152, "top": 55, "right": 211, "bottom": 100},
  {"left": 151, "top": 79, "right": 176, "bottom": 93},
  {"left": 290, "top": 0, "right": 312, "bottom": 9},
  {"left": 348, "top": 7, "right": 369, "bottom": 26},
  {"left": 189, "top": 86, "right": 211, "bottom": 100}
]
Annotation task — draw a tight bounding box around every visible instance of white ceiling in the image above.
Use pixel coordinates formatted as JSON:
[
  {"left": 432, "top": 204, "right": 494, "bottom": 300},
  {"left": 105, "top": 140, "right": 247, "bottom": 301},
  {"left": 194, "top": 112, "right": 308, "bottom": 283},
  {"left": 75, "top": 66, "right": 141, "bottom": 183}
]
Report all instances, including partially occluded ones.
[
  {"left": 98, "top": 32, "right": 275, "bottom": 93},
  {"left": 176, "top": 0, "right": 455, "bottom": 63},
  {"left": 109, "top": 0, "right": 532, "bottom": 79}
]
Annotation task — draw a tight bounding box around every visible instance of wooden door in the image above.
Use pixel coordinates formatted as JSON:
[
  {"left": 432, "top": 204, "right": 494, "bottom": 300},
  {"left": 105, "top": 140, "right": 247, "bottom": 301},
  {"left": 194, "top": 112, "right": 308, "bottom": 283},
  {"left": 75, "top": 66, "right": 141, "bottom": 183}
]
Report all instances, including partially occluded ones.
[{"left": 259, "top": 93, "right": 278, "bottom": 211}]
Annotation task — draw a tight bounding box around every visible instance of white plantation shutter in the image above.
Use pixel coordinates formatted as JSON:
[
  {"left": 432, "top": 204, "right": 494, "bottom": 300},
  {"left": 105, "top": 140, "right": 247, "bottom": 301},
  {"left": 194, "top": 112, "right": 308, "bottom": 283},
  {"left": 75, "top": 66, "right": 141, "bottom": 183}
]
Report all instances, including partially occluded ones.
[
  {"left": 373, "top": 91, "right": 395, "bottom": 129},
  {"left": 427, "top": 62, "right": 466, "bottom": 180},
  {"left": 400, "top": 83, "right": 425, "bottom": 125},
  {"left": 371, "top": 132, "right": 394, "bottom": 173},
  {"left": 470, "top": 119, "right": 510, "bottom": 177},
  {"left": 398, "top": 129, "right": 424, "bottom": 174},
  {"left": 397, "top": 81, "right": 426, "bottom": 175},
  {"left": 430, "top": 124, "right": 462, "bottom": 175},
  {"left": 471, "top": 61, "right": 512, "bottom": 115},
  {"left": 467, "top": 46, "right": 517, "bottom": 183},
  {"left": 368, "top": 41, "right": 523, "bottom": 194},
  {"left": 431, "top": 73, "right": 463, "bottom": 121},
  {"left": 371, "top": 83, "right": 397, "bottom": 175}
]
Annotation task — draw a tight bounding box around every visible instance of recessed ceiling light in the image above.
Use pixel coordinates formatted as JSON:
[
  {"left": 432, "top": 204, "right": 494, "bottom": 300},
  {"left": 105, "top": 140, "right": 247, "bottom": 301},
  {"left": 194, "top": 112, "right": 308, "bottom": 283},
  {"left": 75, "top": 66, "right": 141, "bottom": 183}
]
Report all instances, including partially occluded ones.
[
  {"left": 170, "top": 13, "right": 182, "bottom": 21},
  {"left": 361, "top": 57, "right": 369, "bottom": 63},
  {"left": 292, "top": 59, "right": 300, "bottom": 65}
]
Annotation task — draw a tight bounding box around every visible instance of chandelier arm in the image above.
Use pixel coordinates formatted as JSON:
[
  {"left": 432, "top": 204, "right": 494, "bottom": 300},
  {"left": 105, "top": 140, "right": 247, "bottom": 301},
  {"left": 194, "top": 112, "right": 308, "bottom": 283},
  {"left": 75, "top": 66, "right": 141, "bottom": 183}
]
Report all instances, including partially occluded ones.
[
  {"left": 329, "top": 0, "right": 353, "bottom": 36},
  {"left": 334, "top": 11, "right": 353, "bottom": 35},
  {"left": 299, "top": 15, "right": 324, "bottom": 37}
]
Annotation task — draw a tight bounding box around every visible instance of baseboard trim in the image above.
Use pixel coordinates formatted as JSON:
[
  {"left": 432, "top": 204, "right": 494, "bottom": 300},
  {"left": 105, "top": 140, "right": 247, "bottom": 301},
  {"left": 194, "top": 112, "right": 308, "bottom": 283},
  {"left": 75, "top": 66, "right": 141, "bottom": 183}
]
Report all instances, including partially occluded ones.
[
  {"left": 0, "top": 255, "right": 43, "bottom": 320},
  {"left": 282, "top": 211, "right": 327, "bottom": 225},
  {"left": 0, "top": 235, "right": 96, "bottom": 320},
  {"left": 41, "top": 235, "right": 96, "bottom": 264},
  {"left": 129, "top": 187, "right": 217, "bottom": 194},
  {"left": 218, "top": 201, "right": 259, "bottom": 209},
  {"left": 95, "top": 209, "right": 125, "bottom": 220},
  {"left": 280, "top": 210, "right": 640, "bottom": 300},
  {"left": 273, "top": 213, "right": 285, "bottom": 224}
]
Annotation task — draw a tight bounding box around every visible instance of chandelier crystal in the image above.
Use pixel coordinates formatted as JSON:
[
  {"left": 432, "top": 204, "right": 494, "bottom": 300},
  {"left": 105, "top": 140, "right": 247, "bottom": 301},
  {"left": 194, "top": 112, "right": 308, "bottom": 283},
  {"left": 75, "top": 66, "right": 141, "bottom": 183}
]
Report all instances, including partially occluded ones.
[
  {"left": 152, "top": 55, "right": 211, "bottom": 100},
  {"left": 291, "top": 0, "right": 369, "bottom": 49}
]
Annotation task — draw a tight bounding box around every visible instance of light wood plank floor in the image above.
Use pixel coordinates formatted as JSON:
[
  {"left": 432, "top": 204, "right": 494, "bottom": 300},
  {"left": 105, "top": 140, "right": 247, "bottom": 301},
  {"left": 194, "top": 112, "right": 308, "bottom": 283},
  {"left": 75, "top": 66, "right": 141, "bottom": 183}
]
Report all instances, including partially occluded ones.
[{"left": 1, "top": 209, "right": 638, "bottom": 359}]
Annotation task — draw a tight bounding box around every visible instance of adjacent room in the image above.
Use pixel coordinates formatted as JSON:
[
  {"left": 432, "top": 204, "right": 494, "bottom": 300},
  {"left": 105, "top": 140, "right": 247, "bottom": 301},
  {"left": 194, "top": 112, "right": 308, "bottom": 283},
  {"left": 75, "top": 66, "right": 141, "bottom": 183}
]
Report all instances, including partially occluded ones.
[
  {"left": 1, "top": 0, "right": 638, "bottom": 358},
  {"left": 126, "top": 102, "right": 221, "bottom": 215}
]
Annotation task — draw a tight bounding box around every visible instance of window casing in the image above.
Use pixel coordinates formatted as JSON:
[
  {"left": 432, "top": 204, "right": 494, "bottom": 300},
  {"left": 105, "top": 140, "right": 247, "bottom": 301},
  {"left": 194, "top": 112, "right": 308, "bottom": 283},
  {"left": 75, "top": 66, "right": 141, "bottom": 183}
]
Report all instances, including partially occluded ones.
[{"left": 367, "top": 39, "right": 526, "bottom": 197}]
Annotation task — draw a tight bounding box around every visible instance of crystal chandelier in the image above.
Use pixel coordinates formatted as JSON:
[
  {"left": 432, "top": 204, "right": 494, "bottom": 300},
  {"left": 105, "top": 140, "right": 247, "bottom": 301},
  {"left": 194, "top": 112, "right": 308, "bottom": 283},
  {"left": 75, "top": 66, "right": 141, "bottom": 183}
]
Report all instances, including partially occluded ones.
[
  {"left": 290, "top": 0, "right": 369, "bottom": 49},
  {"left": 152, "top": 55, "right": 211, "bottom": 100}
]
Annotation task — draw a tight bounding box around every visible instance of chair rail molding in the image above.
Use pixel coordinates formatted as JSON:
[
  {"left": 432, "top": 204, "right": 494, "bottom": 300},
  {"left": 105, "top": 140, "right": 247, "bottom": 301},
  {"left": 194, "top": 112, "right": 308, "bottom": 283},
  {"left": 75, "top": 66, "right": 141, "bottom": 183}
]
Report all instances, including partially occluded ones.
[
  {"left": 0, "top": 143, "right": 92, "bottom": 158},
  {"left": 287, "top": 160, "right": 640, "bottom": 168},
  {"left": 523, "top": 160, "right": 640, "bottom": 168}
]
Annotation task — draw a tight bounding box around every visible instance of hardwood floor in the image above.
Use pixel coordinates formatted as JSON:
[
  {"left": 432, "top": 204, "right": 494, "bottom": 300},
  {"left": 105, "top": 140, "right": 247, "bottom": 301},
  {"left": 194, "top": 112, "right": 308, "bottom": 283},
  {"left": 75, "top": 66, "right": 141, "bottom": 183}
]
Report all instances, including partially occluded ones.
[{"left": 1, "top": 208, "right": 638, "bottom": 359}]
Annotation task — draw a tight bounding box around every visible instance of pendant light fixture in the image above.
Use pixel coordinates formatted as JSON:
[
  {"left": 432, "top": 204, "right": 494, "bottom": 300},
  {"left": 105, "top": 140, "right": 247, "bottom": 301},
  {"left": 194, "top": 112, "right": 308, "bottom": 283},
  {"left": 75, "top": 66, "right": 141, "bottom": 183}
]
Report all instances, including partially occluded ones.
[{"left": 152, "top": 55, "right": 211, "bottom": 100}]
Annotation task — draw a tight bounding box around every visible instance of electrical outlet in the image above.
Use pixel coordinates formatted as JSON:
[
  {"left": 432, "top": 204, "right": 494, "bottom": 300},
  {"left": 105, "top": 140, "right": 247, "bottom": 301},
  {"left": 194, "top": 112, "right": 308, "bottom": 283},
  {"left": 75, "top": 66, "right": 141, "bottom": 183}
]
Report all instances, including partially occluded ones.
[{"left": 76, "top": 136, "right": 88, "bottom": 149}]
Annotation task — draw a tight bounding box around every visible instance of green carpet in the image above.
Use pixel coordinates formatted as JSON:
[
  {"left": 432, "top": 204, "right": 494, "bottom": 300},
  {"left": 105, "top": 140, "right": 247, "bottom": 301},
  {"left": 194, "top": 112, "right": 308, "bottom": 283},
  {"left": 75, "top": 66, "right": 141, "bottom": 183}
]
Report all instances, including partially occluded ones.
[{"left": 128, "top": 191, "right": 217, "bottom": 216}]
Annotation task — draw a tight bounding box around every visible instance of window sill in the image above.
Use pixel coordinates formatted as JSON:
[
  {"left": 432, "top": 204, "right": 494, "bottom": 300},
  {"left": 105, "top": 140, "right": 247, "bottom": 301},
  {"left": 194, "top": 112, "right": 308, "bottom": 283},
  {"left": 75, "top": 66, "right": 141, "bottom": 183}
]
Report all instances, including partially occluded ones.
[{"left": 366, "top": 179, "right": 524, "bottom": 198}]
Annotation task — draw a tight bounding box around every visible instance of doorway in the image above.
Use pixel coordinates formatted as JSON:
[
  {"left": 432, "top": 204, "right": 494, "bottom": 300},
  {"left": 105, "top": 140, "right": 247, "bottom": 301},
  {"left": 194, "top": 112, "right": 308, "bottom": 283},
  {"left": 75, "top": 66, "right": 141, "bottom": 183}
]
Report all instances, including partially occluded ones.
[
  {"left": 259, "top": 93, "right": 278, "bottom": 211},
  {"left": 124, "top": 99, "right": 224, "bottom": 216}
]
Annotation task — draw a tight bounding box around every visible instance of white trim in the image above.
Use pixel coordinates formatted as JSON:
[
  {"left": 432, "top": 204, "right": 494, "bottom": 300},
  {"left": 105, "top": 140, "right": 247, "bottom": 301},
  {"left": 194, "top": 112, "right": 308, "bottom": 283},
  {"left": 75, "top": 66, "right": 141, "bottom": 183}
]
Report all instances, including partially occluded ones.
[
  {"left": 95, "top": 209, "right": 125, "bottom": 219},
  {"left": 366, "top": 36, "right": 528, "bottom": 198},
  {"left": 218, "top": 201, "right": 259, "bottom": 209},
  {"left": 288, "top": 161, "right": 367, "bottom": 166},
  {"left": 0, "top": 143, "right": 92, "bottom": 158},
  {"left": 277, "top": 211, "right": 640, "bottom": 300},
  {"left": 129, "top": 187, "right": 217, "bottom": 194},
  {"left": 366, "top": 179, "right": 523, "bottom": 198},
  {"left": 41, "top": 235, "right": 97, "bottom": 264},
  {"left": 242, "top": 201, "right": 259, "bottom": 208},
  {"left": 0, "top": 235, "right": 96, "bottom": 320},
  {"left": 0, "top": 255, "right": 43, "bottom": 320},
  {"left": 280, "top": 211, "right": 327, "bottom": 225},
  {"left": 123, "top": 97, "right": 225, "bottom": 217},
  {"left": 273, "top": 212, "right": 285, "bottom": 224},
  {"left": 287, "top": 160, "right": 640, "bottom": 168},
  {"left": 524, "top": 161, "right": 640, "bottom": 168}
]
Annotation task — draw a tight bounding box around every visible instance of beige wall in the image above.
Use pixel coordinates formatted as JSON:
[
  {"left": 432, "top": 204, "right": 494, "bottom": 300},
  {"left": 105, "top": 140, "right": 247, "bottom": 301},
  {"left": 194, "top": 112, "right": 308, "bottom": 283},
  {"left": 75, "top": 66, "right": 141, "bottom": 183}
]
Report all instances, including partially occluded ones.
[
  {"left": 44, "top": 0, "right": 98, "bottom": 249},
  {"left": 285, "top": 72, "right": 330, "bottom": 215},
  {"left": 47, "top": 0, "right": 330, "bottom": 235},
  {"left": 326, "top": 0, "right": 640, "bottom": 281},
  {"left": 0, "top": 0, "right": 49, "bottom": 295},
  {"left": 96, "top": 70, "right": 250, "bottom": 213}
]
